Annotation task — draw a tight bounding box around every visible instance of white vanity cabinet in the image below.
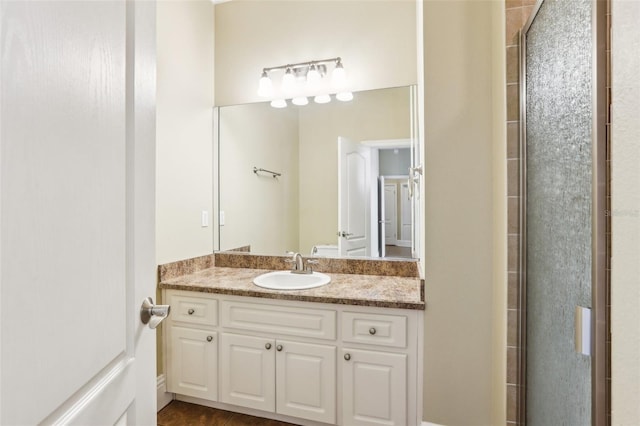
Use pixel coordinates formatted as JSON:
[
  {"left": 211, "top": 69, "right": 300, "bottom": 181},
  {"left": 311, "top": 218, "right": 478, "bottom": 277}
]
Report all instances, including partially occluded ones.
[
  {"left": 165, "top": 292, "right": 219, "bottom": 401},
  {"left": 219, "top": 333, "right": 337, "bottom": 423},
  {"left": 163, "top": 289, "right": 423, "bottom": 426},
  {"left": 341, "top": 310, "right": 412, "bottom": 426}
]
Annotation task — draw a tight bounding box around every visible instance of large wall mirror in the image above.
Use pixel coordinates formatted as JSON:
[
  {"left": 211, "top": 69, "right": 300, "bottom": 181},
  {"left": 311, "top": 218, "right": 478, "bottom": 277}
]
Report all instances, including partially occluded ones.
[{"left": 214, "top": 85, "right": 421, "bottom": 260}]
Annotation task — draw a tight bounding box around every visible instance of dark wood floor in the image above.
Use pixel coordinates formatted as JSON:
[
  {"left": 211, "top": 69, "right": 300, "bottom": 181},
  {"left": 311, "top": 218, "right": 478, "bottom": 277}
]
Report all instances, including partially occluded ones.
[{"left": 158, "top": 401, "right": 299, "bottom": 426}]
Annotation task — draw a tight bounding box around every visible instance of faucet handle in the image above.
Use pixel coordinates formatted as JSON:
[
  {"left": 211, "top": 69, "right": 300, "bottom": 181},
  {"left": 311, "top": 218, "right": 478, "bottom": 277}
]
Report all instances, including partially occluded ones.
[{"left": 305, "top": 259, "right": 319, "bottom": 272}]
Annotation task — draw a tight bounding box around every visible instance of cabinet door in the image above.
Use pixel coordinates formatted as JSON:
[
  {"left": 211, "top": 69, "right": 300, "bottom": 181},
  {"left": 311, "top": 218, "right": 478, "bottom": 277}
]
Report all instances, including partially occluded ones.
[
  {"left": 276, "top": 340, "right": 336, "bottom": 424},
  {"left": 219, "top": 333, "right": 276, "bottom": 412},
  {"left": 167, "top": 327, "right": 218, "bottom": 401},
  {"left": 342, "top": 349, "right": 407, "bottom": 426}
]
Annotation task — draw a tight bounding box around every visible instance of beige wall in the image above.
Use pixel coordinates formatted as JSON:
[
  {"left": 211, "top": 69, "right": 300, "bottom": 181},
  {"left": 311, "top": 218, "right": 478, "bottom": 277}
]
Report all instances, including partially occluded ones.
[
  {"left": 218, "top": 103, "right": 300, "bottom": 254},
  {"left": 156, "top": 1, "right": 214, "bottom": 265},
  {"left": 423, "top": 1, "right": 505, "bottom": 424},
  {"left": 611, "top": 0, "right": 640, "bottom": 423},
  {"left": 214, "top": 0, "right": 416, "bottom": 106}
]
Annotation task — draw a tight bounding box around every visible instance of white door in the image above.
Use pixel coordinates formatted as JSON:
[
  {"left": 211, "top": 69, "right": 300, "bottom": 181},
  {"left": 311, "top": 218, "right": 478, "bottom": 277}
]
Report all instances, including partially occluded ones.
[
  {"left": 378, "top": 177, "right": 386, "bottom": 257},
  {"left": 276, "top": 340, "right": 336, "bottom": 424},
  {"left": 338, "top": 137, "right": 370, "bottom": 257},
  {"left": 399, "top": 184, "right": 412, "bottom": 246},
  {"left": 220, "top": 333, "right": 276, "bottom": 412},
  {"left": 0, "top": 2, "right": 157, "bottom": 424},
  {"left": 384, "top": 184, "right": 398, "bottom": 245},
  {"left": 342, "top": 348, "right": 407, "bottom": 426}
]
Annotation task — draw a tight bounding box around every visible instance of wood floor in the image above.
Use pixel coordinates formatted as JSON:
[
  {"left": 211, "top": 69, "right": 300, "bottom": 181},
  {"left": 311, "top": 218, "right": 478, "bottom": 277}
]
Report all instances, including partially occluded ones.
[
  {"left": 157, "top": 401, "right": 299, "bottom": 426},
  {"left": 385, "top": 245, "right": 412, "bottom": 258}
]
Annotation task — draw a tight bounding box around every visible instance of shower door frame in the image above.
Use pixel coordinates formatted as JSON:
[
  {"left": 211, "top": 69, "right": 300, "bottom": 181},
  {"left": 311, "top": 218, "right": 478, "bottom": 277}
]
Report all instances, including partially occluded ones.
[{"left": 518, "top": 0, "right": 608, "bottom": 424}]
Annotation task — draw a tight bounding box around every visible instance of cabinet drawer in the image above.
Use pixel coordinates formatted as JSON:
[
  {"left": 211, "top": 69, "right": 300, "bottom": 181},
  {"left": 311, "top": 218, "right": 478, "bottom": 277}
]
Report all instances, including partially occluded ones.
[
  {"left": 221, "top": 300, "right": 336, "bottom": 340},
  {"left": 342, "top": 312, "right": 407, "bottom": 348},
  {"left": 169, "top": 293, "right": 218, "bottom": 327}
]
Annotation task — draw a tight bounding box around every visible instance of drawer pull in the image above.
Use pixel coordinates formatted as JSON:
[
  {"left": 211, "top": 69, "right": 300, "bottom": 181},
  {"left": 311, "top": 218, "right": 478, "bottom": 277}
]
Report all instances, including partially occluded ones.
[
  {"left": 206, "top": 336, "right": 213, "bottom": 342},
  {"left": 344, "top": 353, "right": 351, "bottom": 361},
  {"left": 369, "top": 327, "right": 377, "bottom": 335},
  {"left": 188, "top": 309, "right": 195, "bottom": 315},
  {"left": 265, "top": 343, "right": 272, "bottom": 350},
  {"left": 276, "top": 345, "right": 283, "bottom": 352}
]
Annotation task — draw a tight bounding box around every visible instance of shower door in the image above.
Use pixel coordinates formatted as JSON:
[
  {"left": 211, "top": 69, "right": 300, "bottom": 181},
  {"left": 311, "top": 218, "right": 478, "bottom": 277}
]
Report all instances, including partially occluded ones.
[{"left": 520, "top": 0, "right": 606, "bottom": 424}]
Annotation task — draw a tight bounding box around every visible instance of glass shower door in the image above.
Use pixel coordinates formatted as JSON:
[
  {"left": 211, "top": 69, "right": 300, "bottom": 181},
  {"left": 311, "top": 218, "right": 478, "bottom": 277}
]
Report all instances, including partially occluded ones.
[{"left": 521, "top": 0, "right": 606, "bottom": 424}]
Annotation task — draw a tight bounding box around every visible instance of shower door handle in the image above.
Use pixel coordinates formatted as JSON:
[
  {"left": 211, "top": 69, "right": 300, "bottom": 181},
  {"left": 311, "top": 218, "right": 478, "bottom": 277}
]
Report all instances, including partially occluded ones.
[{"left": 575, "top": 306, "right": 591, "bottom": 356}]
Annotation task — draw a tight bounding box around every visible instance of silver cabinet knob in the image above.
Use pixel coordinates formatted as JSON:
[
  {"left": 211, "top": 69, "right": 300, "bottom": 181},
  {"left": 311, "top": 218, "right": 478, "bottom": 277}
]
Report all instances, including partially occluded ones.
[
  {"left": 206, "top": 336, "right": 213, "bottom": 342},
  {"left": 188, "top": 308, "right": 195, "bottom": 315},
  {"left": 344, "top": 353, "right": 351, "bottom": 361},
  {"left": 276, "top": 345, "right": 283, "bottom": 352},
  {"left": 265, "top": 343, "right": 272, "bottom": 350},
  {"left": 369, "top": 327, "right": 377, "bottom": 335},
  {"left": 140, "top": 297, "right": 170, "bottom": 329}
]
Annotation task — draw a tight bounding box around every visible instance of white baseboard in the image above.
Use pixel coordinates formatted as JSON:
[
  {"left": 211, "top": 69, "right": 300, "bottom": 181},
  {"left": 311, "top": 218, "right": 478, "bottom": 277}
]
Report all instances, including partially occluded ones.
[
  {"left": 422, "top": 422, "right": 446, "bottom": 426},
  {"left": 157, "top": 375, "right": 174, "bottom": 412}
]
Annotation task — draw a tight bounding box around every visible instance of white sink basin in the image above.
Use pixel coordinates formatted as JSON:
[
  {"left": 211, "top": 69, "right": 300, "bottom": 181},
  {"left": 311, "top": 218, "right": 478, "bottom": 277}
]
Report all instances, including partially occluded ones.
[{"left": 253, "top": 270, "right": 331, "bottom": 290}]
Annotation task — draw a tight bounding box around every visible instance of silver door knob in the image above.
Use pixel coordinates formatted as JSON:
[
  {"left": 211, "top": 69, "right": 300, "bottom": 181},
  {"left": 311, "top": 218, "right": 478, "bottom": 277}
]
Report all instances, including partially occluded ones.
[
  {"left": 140, "top": 297, "right": 170, "bottom": 329},
  {"left": 337, "top": 231, "right": 354, "bottom": 238}
]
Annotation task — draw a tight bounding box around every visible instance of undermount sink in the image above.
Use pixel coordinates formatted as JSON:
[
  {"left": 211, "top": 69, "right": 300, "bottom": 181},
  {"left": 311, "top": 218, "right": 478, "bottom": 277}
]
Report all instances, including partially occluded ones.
[{"left": 253, "top": 270, "right": 331, "bottom": 290}]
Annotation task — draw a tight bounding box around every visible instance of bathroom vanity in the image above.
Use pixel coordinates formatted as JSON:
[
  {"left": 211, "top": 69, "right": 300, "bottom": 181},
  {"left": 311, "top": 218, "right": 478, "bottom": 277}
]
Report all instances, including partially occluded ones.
[{"left": 159, "top": 263, "right": 424, "bottom": 426}]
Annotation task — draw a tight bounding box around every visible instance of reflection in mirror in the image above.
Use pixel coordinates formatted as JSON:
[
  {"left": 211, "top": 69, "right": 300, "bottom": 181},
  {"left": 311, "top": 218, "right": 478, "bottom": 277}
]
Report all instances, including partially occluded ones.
[{"left": 215, "top": 85, "right": 420, "bottom": 259}]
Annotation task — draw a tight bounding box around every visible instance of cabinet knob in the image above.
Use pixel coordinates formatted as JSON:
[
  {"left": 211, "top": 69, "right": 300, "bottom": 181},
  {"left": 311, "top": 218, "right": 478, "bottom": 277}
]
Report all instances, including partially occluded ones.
[
  {"left": 369, "top": 327, "right": 377, "bottom": 335},
  {"left": 276, "top": 345, "right": 283, "bottom": 352},
  {"left": 206, "top": 336, "right": 213, "bottom": 342},
  {"left": 265, "top": 343, "right": 272, "bottom": 350},
  {"left": 344, "top": 353, "right": 351, "bottom": 361},
  {"left": 188, "top": 309, "right": 195, "bottom": 315}
]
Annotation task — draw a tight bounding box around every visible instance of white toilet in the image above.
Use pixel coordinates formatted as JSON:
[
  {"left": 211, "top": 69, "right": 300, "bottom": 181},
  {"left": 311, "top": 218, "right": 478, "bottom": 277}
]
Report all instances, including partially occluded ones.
[{"left": 310, "top": 244, "right": 339, "bottom": 257}]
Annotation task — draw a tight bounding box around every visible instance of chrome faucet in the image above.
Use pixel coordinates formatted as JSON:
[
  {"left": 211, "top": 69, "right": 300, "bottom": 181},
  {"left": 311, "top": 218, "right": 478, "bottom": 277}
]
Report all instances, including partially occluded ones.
[
  {"left": 286, "top": 251, "right": 318, "bottom": 274},
  {"left": 292, "top": 252, "right": 304, "bottom": 272}
]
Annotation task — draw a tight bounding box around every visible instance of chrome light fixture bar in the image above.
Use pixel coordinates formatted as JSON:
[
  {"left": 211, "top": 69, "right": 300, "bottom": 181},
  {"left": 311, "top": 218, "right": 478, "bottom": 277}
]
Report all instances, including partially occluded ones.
[{"left": 257, "top": 57, "right": 352, "bottom": 108}]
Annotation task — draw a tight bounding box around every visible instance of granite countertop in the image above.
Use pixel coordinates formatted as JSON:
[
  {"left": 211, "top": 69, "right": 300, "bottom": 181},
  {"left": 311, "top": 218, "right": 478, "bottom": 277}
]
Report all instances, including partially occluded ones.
[{"left": 159, "top": 266, "right": 425, "bottom": 310}]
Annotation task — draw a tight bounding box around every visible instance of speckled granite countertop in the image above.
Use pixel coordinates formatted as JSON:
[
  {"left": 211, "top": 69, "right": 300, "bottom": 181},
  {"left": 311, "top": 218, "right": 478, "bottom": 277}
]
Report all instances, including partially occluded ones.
[{"left": 159, "top": 266, "right": 425, "bottom": 310}]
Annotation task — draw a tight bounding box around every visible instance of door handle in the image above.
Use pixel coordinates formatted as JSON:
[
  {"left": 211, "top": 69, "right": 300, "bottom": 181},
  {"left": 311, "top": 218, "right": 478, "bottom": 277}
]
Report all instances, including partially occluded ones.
[
  {"left": 140, "top": 297, "right": 171, "bottom": 329},
  {"left": 337, "top": 231, "right": 354, "bottom": 238}
]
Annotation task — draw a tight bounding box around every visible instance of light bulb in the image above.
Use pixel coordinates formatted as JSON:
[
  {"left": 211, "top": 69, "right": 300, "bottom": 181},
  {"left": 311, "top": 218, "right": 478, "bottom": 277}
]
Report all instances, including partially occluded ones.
[
  {"left": 270, "top": 99, "right": 287, "bottom": 108},
  {"left": 282, "top": 68, "right": 296, "bottom": 94},
  {"left": 258, "top": 71, "right": 273, "bottom": 97},
  {"left": 331, "top": 61, "right": 347, "bottom": 89},
  {"left": 314, "top": 94, "right": 331, "bottom": 104},
  {"left": 336, "top": 92, "right": 353, "bottom": 102},
  {"left": 291, "top": 96, "right": 309, "bottom": 106},
  {"left": 306, "top": 64, "right": 321, "bottom": 90}
]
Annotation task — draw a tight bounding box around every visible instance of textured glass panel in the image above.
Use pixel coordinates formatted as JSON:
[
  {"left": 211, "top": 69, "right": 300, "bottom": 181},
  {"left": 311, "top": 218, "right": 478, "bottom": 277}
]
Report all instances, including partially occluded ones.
[{"left": 525, "top": 0, "right": 593, "bottom": 424}]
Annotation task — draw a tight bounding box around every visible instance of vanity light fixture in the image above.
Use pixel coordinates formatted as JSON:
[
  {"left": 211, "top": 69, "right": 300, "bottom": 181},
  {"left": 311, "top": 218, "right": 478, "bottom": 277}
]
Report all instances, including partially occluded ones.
[
  {"left": 270, "top": 99, "right": 287, "bottom": 108},
  {"left": 257, "top": 57, "right": 352, "bottom": 108},
  {"left": 336, "top": 92, "right": 354, "bottom": 102},
  {"left": 282, "top": 67, "right": 296, "bottom": 94},
  {"left": 314, "top": 94, "right": 331, "bottom": 104},
  {"left": 291, "top": 96, "right": 309, "bottom": 106},
  {"left": 258, "top": 70, "right": 274, "bottom": 98}
]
